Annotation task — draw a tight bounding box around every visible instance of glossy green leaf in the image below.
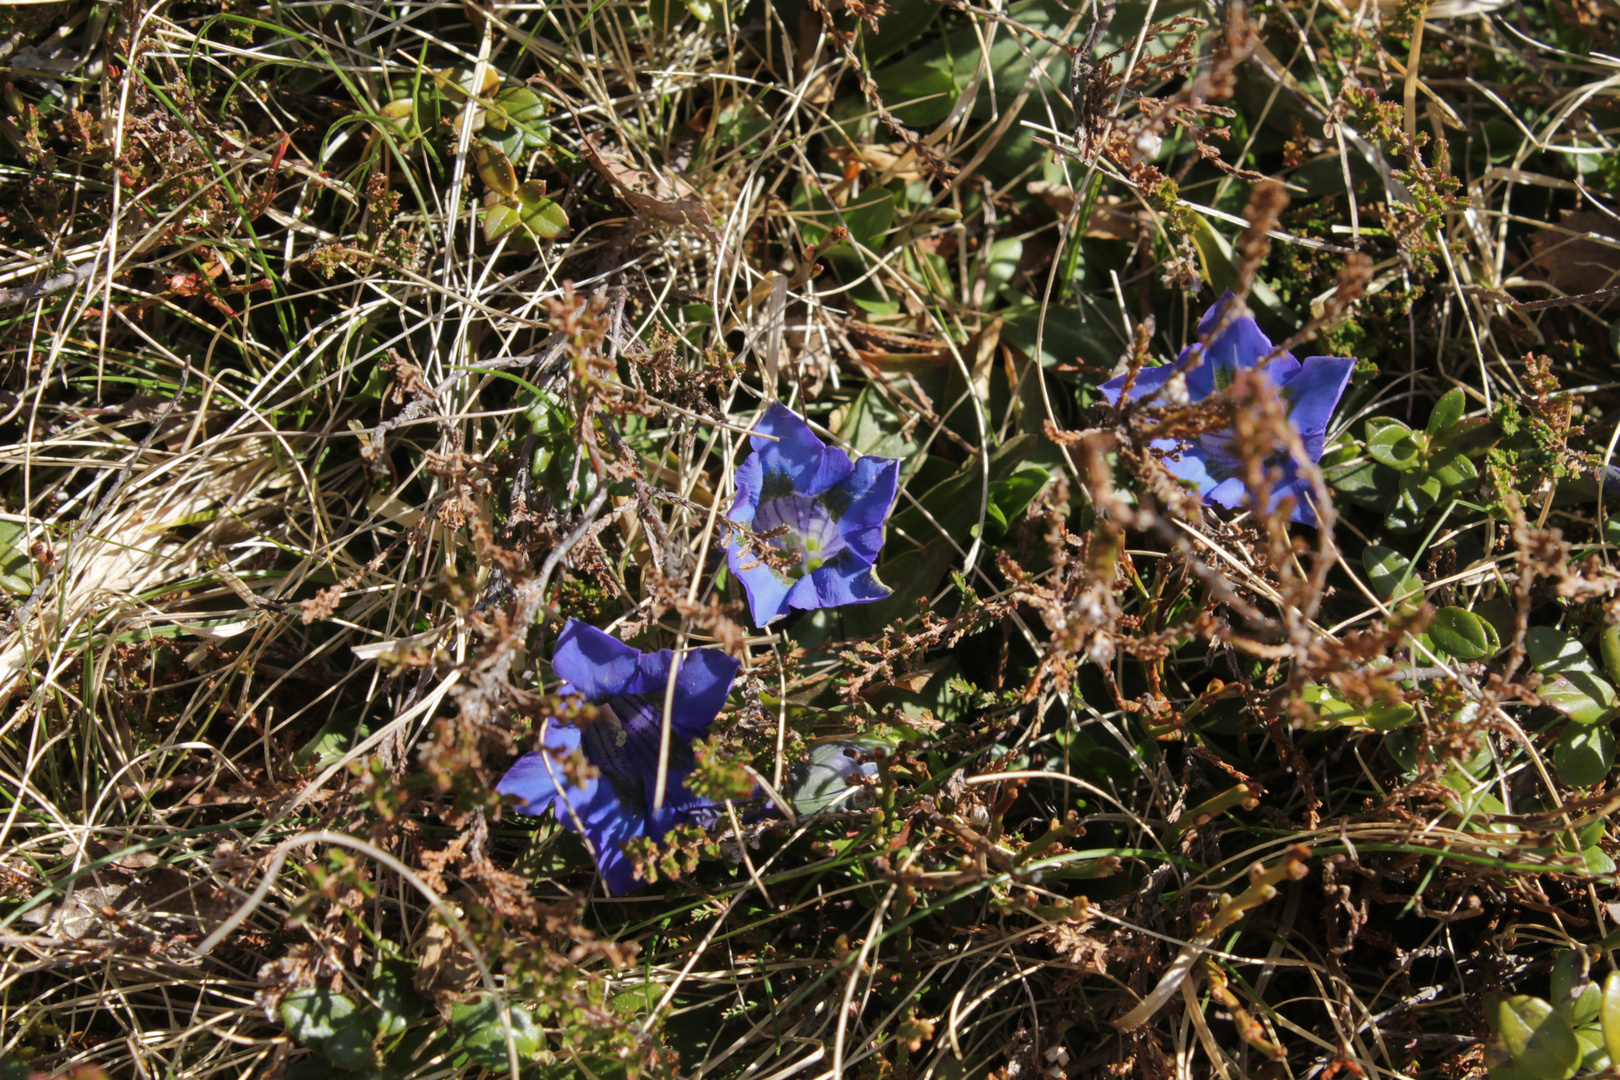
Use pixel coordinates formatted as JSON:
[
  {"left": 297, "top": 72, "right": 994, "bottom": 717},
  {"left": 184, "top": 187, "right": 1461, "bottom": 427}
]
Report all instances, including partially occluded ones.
[
  {"left": 1555, "top": 723, "right": 1615, "bottom": 787},
  {"left": 1431, "top": 415, "right": 1500, "bottom": 455},
  {"left": 1574, "top": 983, "right": 1603, "bottom": 1027},
  {"left": 485, "top": 87, "right": 551, "bottom": 157},
  {"left": 518, "top": 198, "right": 569, "bottom": 239},
  {"left": 481, "top": 202, "right": 523, "bottom": 243},
  {"left": 1577, "top": 1027, "right": 1610, "bottom": 1073},
  {"left": 1430, "top": 448, "right": 1479, "bottom": 494},
  {"left": 1484, "top": 1042, "right": 1537, "bottom": 1080},
  {"left": 281, "top": 987, "right": 376, "bottom": 1071},
  {"left": 1366, "top": 421, "right": 1424, "bottom": 471},
  {"left": 1603, "top": 971, "right": 1620, "bottom": 1066},
  {"left": 1386, "top": 473, "right": 1443, "bottom": 533},
  {"left": 372, "top": 959, "right": 425, "bottom": 1041},
  {"left": 1363, "top": 544, "right": 1422, "bottom": 605},
  {"left": 1427, "top": 387, "right": 1467, "bottom": 435},
  {"left": 1542, "top": 677, "right": 1619, "bottom": 726},
  {"left": 1526, "top": 628, "right": 1620, "bottom": 724},
  {"left": 377, "top": 97, "right": 420, "bottom": 139},
  {"left": 1325, "top": 457, "right": 1401, "bottom": 509},
  {"left": 1492, "top": 994, "right": 1579, "bottom": 1080},
  {"left": 1305, "top": 684, "right": 1416, "bottom": 731},
  {"left": 1429, "top": 607, "right": 1499, "bottom": 660},
  {"left": 1552, "top": 950, "right": 1588, "bottom": 1009},
  {"left": 450, "top": 994, "right": 542, "bottom": 1072},
  {"left": 0, "top": 520, "right": 32, "bottom": 594},
  {"left": 474, "top": 143, "right": 517, "bottom": 197}
]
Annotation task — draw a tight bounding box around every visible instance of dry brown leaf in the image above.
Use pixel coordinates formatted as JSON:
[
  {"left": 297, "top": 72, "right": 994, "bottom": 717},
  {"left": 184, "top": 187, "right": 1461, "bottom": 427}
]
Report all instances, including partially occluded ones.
[
  {"left": 827, "top": 143, "right": 927, "bottom": 185},
  {"left": 1024, "top": 183, "right": 1141, "bottom": 241},
  {"left": 580, "top": 133, "right": 721, "bottom": 247},
  {"left": 413, "top": 902, "right": 483, "bottom": 1019},
  {"left": 1528, "top": 208, "right": 1620, "bottom": 303}
]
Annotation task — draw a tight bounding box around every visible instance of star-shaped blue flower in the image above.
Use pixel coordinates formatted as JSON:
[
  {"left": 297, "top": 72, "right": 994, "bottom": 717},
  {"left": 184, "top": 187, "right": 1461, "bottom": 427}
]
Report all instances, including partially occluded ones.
[
  {"left": 1101, "top": 291, "right": 1355, "bottom": 526},
  {"left": 496, "top": 619, "right": 740, "bottom": 895},
  {"left": 726, "top": 403, "right": 901, "bottom": 627}
]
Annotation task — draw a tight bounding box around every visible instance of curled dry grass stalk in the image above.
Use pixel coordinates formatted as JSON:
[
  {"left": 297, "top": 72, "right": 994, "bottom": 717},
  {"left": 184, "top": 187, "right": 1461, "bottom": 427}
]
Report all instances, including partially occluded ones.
[{"left": 1, "top": 0, "right": 1619, "bottom": 1077}]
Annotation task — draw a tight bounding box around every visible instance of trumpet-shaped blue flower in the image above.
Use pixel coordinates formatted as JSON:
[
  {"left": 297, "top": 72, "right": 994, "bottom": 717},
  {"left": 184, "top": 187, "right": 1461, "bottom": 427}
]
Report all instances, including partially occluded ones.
[
  {"left": 1101, "top": 291, "right": 1354, "bottom": 526},
  {"left": 496, "top": 619, "right": 740, "bottom": 895},
  {"left": 727, "top": 403, "right": 901, "bottom": 627}
]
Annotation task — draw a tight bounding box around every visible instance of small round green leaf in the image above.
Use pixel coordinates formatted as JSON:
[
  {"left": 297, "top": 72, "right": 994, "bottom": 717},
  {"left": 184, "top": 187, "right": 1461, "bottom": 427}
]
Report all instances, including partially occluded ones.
[
  {"left": 474, "top": 143, "right": 518, "bottom": 197},
  {"left": 451, "top": 994, "right": 542, "bottom": 1072},
  {"left": 1555, "top": 722, "right": 1615, "bottom": 788},
  {"left": 518, "top": 198, "right": 569, "bottom": 240},
  {"left": 1363, "top": 544, "right": 1423, "bottom": 606},
  {"left": 1427, "top": 387, "right": 1467, "bottom": 435},
  {"left": 482, "top": 203, "right": 523, "bottom": 243},
  {"left": 1492, "top": 994, "right": 1579, "bottom": 1080},
  {"left": 1429, "top": 607, "right": 1499, "bottom": 660},
  {"left": 1367, "top": 423, "right": 1424, "bottom": 471},
  {"left": 1430, "top": 449, "right": 1479, "bottom": 494},
  {"left": 1526, "top": 628, "right": 1620, "bottom": 724}
]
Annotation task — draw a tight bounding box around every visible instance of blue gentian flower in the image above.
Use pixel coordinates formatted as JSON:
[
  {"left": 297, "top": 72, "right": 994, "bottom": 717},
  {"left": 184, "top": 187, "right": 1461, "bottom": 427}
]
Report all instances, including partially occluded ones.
[
  {"left": 1101, "top": 291, "right": 1354, "bottom": 526},
  {"left": 496, "top": 619, "right": 740, "bottom": 895},
  {"left": 727, "top": 403, "right": 901, "bottom": 627}
]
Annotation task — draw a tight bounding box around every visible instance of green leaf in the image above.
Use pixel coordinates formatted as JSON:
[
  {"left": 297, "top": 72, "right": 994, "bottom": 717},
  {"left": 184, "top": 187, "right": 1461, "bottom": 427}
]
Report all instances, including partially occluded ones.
[
  {"left": 1385, "top": 473, "right": 1443, "bottom": 533},
  {"left": 1366, "top": 419, "right": 1423, "bottom": 471},
  {"left": 1000, "top": 299, "right": 1130, "bottom": 374},
  {"left": 1492, "top": 994, "right": 1579, "bottom": 1080},
  {"left": 837, "top": 384, "right": 926, "bottom": 465},
  {"left": 1602, "top": 971, "right": 1620, "bottom": 1066},
  {"left": 1325, "top": 457, "right": 1401, "bottom": 510},
  {"left": 281, "top": 987, "right": 377, "bottom": 1072},
  {"left": 1574, "top": 984, "right": 1603, "bottom": 1027},
  {"left": 1526, "top": 627, "right": 1620, "bottom": 724},
  {"left": 482, "top": 202, "right": 523, "bottom": 243},
  {"left": 451, "top": 994, "right": 542, "bottom": 1072},
  {"left": 1431, "top": 415, "right": 1500, "bottom": 455},
  {"left": 474, "top": 142, "right": 517, "bottom": 197},
  {"left": 293, "top": 714, "right": 371, "bottom": 771},
  {"left": 0, "top": 1056, "right": 30, "bottom": 1080},
  {"left": 1429, "top": 607, "right": 1499, "bottom": 660},
  {"left": 1555, "top": 723, "right": 1615, "bottom": 787},
  {"left": 1552, "top": 950, "right": 1588, "bottom": 1009},
  {"left": 0, "top": 520, "right": 32, "bottom": 594},
  {"left": 979, "top": 467, "right": 1050, "bottom": 542},
  {"left": 871, "top": 61, "right": 962, "bottom": 127},
  {"left": 983, "top": 236, "right": 1023, "bottom": 298},
  {"left": 1430, "top": 448, "right": 1480, "bottom": 494},
  {"left": 787, "top": 740, "right": 880, "bottom": 814},
  {"left": 1577, "top": 1027, "right": 1610, "bottom": 1073},
  {"left": 1428, "top": 387, "right": 1467, "bottom": 435},
  {"left": 518, "top": 198, "right": 569, "bottom": 240},
  {"left": 793, "top": 185, "right": 895, "bottom": 249},
  {"left": 1303, "top": 684, "right": 1415, "bottom": 731},
  {"left": 372, "top": 959, "right": 425, "bottom": 1041},
  {"left": 1363, "top": 545, "right": 1423, "bottom": 605}
]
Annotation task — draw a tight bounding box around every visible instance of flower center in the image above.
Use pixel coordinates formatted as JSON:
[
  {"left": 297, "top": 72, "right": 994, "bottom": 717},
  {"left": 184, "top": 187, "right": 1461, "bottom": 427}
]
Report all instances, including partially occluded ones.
[
  {"left": 756, "top": 494, "right": 846, "bottom": 575},
  {"left": 576, "top": 697, "right": 696, "bottom": 811}
]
